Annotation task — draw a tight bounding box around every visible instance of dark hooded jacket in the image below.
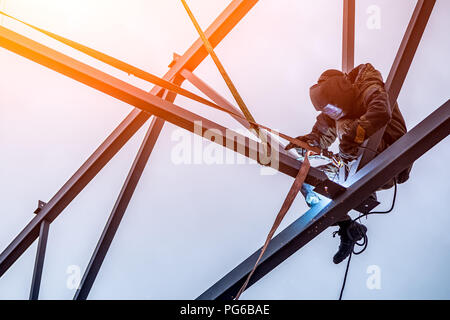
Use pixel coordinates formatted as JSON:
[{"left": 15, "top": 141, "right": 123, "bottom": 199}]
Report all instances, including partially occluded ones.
[{"left": 308, "top": 63, "right": 411, "bottom": 186}]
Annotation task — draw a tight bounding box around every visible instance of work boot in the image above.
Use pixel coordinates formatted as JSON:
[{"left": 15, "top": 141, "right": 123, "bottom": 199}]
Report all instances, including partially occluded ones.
[{"left": 332, "top": 220, "right": 367, "bottom": 264}]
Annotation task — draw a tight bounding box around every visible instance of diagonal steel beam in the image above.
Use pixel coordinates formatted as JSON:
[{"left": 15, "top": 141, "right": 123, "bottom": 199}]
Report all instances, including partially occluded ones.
[
  {"left": 0, "top": 0, "right": 259, "bottom": 278},
  {"left": 73, "top": 92, "right": 176, "bottom": 301},
  {"left": 385, "top": 0, "right": 435, "bottom": 106},
  {"left": 29, "top": 219, "right": 49, "bottom": 300},
  {"left": 198, "top": 99, "right": 450, "bottom": 300},
  {"left": 351, "top": 0, "right": 435, "bottom": 174},
  {"left": 73, "top": 116, "right": 163, "bottom": 300}
]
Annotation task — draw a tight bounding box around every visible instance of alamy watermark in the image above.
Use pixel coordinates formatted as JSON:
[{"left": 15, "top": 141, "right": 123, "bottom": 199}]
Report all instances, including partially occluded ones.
[
  {"left": 170, "top": 121, "right": 281, "bottom": 175},
  {"left": 366, "top": 264, "right": 381, "bottom": 290},
  {"left": 366, "top": 5, "right": 381, "bottom": 30},
  {"left": 66, "top": 264, "right": 81, "bottom": 290}
]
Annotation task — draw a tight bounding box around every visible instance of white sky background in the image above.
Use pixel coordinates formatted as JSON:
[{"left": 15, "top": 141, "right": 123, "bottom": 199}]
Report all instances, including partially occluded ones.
[{"left": 0, "top": 0, "right": 449, "bottom": 299}]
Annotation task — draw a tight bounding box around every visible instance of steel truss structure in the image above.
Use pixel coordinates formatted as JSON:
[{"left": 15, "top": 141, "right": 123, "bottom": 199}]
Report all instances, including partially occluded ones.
[{"left": 0, "top": 0, "right": 447, "bottom": 300}]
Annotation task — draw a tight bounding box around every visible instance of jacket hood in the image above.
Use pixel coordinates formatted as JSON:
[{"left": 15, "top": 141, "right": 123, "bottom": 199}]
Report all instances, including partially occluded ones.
[{"left": 347, "top": 63, "right": 385, "bottom": 95}]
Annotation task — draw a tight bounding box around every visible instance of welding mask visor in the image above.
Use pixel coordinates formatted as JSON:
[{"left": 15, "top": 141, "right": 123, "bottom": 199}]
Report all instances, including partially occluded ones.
[
  {"left": 322, "top": 104, "right": 345, "bottom": 120},
  {"left": 309, "top": 83, "right": 329, "bottom": 112}
]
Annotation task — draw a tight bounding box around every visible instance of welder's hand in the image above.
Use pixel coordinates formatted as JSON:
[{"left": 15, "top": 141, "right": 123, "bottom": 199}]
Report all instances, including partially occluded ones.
[{"left": 284, "top": 134, "right": 320, "bottom": 151}]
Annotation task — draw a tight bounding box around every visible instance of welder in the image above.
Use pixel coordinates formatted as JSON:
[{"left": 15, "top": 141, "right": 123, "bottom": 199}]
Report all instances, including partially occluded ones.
[{"left": 285, "top": 63, "right": 412, "bottom": 264}]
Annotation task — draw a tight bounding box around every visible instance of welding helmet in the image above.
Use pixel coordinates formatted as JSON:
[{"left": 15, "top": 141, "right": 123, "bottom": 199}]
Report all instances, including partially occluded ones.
[
  {"left": 309, "top": 83, "right": 328, "bottom": 112},
  {"left": 309, "top": 70, "right": 355, "bottom": 119}
]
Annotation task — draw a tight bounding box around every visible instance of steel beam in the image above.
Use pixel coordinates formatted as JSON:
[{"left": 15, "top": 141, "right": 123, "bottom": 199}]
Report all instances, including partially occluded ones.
[
  {"left": 385, "top": 0, "right": 435, "bottom": 106},
  {"left": 198, "top": 100, "right": 450, "bottom": 300},
  {"left": 351, "top": 0, "right": 435, "bottom": 174},
  {"left": 29, "top": 219, "right": 50, "bottom": 300},
  {"left": 73, "top": 116, "right": 163, "bottom": 300},
  {"left": 0, "top": 0, "right": 259, "bottom": 278},
  {"left": 74, "top": 93, "right": 175, "bottom": 300},
  {"left": 342, "top": 0, "right": 355, "bottom": 73}
]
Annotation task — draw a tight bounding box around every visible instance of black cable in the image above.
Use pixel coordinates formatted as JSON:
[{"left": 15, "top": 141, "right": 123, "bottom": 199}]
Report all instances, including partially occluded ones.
[
  {"left": 354, "top": 177, "right": 397, "bottom": 221},
  {"left": 316, "top": 143, "right": 398, "bottom": 300},
  {"left": 339, "top": 252, "right": 352, "bottom": 300},
  {"left": 338, "top": 233, "right": 368, "bottom": 300},
  {"left": 338, "top": 177, "right": 398, "bottom": 300}
]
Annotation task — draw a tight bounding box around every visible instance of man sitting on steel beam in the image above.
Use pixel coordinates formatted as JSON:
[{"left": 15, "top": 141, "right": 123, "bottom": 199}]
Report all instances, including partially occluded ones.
[{"left": 285, "top": 63, "right": 412, "bottom": 264}]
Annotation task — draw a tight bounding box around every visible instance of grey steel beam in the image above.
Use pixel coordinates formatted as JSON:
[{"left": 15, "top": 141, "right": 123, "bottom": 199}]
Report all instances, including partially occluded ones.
[
  {"left": 29, "top": 219, "right": 50, "bottom": 300},
  {"left": 198, "top": 99, "right": 450, "bottom": 300},
  {"left": 385, "top": 0, "right": 435, "bottom": 107},
  {"left": 0, "top": 0, "right": 259, "bottom": 277},
  {"left": 342, "top": 0, "right": 355, "bottom": 73},
  {"left": 351, "top": 0, "right": 435, "bottom": 174},
  {"left": 74, "top": 92, "right": 176, "bottom": 300},
  {"left": 73, "top": 117, "right": 162, "bottom": 300}
]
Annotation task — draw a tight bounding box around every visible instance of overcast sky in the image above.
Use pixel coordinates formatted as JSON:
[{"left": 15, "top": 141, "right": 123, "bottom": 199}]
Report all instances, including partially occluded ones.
[{"left": 0, "top": 0, "right": 449, "bottom": 299}]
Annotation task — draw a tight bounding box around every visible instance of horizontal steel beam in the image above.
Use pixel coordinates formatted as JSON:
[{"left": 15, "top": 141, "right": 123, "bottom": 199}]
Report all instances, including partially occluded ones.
[
  {"left": 166, "top": 0, "right": 259, "bottom": 77},
  {"left": 198, "top": 99, "right": 450, "bottom": 300},
  {"left": 0, "top": 0, "right": 259, "bottom": 277},
  {"left": 385, "top": 0, "right": 435, "bottom": 106}
]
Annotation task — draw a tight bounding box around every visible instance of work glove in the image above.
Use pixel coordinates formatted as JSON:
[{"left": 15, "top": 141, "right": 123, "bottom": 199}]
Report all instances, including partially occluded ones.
[
  {"left": 284, "top": 134, "right": 320, "bottom": 154},
  {"left": 341, "top": 121, "right": 365, "bottom": 144}
]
